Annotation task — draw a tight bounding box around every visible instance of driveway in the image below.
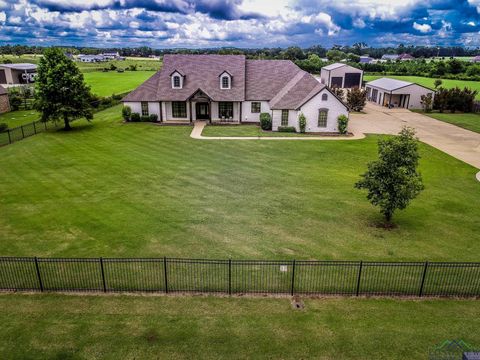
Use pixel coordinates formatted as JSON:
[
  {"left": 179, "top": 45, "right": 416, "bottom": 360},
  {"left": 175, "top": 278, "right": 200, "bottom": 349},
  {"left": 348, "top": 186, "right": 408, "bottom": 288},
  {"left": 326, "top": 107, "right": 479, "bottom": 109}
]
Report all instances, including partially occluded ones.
[{"left": 349, "top": 103, "right": 480, "bottom": 169}]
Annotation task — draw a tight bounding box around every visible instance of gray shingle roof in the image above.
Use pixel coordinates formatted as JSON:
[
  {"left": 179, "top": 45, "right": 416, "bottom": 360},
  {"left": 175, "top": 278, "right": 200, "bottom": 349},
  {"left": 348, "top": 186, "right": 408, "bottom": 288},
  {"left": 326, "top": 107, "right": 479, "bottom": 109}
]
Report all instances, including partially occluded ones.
[
  {"left": 0, "top": 63, "right": 37, "bottom": 70},
  {"left": 0, "top": 85, "right": 6, "bottom": 95}
]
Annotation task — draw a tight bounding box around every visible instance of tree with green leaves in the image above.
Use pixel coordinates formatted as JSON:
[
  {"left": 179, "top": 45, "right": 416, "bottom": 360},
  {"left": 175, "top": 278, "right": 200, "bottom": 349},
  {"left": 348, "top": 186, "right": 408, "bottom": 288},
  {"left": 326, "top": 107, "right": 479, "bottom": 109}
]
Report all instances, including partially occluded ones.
[
  {"left": 355, "top": 127, "right": 424, "bottom": 225},
  {"left": 346, "top": 88, "right": 367, "bottom": 112},
  {"left": 34, "top": 47, "right": 93, "bottom": 130}
]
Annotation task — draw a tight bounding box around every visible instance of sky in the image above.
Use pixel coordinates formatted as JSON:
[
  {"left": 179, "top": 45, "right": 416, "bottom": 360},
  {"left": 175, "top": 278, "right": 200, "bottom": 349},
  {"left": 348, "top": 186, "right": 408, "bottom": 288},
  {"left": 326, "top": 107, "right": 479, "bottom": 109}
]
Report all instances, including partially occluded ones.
[{"left": 0, "top": 0, "right": 479, "bottom": 48}]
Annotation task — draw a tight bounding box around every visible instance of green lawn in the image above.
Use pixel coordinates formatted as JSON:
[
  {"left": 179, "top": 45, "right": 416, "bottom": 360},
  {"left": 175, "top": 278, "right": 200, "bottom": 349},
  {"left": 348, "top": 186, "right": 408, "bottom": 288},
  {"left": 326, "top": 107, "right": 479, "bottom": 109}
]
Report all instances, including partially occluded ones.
[
  {"left": 83, "top": 71, "right": 155, "bottom": 97},
  {"left": 0, "top": 109, "right": 39, "bottom": 128},
  {"left": 416, "top": 112, "right": 480, "bottom": 134},
  {"left": 0, "top": 105, "right": 479, "bottom": 260},
  {"left": 0, "top": 293, "right": 479, "bottom": 359},
  {"left": 363, "top": 75, "right": 480, "bottom": 99},
  {"left": 202, "top": 124, "right": 319, "bottom": 137}
]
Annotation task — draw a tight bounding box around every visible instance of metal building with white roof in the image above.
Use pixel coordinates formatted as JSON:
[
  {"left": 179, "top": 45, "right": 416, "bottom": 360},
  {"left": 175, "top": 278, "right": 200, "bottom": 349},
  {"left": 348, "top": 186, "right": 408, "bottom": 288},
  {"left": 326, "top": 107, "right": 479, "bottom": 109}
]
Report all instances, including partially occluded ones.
[
  {"left": 320, "top": 63, "right": 363, "bottom": 89},
  {"left": 365, "top": 77, "right": 435, "bottom": 109}
]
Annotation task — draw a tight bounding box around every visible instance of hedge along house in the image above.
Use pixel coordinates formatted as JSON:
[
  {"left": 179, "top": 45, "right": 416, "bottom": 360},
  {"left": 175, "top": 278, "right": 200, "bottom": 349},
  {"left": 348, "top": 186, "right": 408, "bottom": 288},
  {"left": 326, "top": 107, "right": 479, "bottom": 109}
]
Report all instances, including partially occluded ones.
[
  {"left": 123, "top": 54, "right": 349, "bottom": 132},
  {"left": 0, "top": 63, "right": 37, "bottom": 86},
  {"left": 365, "top": 78, "right": 435, "bottom": 109},
  {"left": 319, "top": 63, "right": 363, "bottom": 89},
  {"left": 0, "top": 85, "right": 10, "bottom": 114}
]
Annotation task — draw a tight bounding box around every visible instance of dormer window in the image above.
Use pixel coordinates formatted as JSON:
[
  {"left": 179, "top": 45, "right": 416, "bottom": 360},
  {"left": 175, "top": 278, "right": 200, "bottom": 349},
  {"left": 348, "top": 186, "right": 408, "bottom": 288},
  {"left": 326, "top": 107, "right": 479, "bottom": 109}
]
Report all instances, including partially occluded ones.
[
  {"left": 219, "top": 71, "right": 231, "bottom": 90},
  {"left": 170, "top": 70, "right": 184, "bottom": 89}
]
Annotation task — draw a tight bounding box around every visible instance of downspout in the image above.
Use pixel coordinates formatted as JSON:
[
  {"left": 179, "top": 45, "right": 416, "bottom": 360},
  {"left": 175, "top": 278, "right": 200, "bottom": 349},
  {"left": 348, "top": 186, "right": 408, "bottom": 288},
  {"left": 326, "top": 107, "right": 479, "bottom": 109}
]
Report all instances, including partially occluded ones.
[
  {"left": 159, "top": 101, "right": 163, "bottom": 122},
  {"left": 189, "top": 101, "right": 193, "bottom": 123},
  {"left": 239, "top": 101, "right": 242, "bottom": 124}
]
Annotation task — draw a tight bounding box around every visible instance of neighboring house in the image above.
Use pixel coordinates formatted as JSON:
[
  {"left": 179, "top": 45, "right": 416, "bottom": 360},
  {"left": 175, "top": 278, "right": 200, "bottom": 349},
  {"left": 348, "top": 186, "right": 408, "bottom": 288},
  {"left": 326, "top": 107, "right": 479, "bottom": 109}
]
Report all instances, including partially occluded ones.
[
  {"left": 0, "top": 63, "right": 37, "bottom": 85},
  {"left": 381, "top": 54, "right": 400, "bottom": 61},
  {"left": 359, "top": 56, "right": 374, "bottom": 64},
  {"left": 78, "top": 54, "right": 106, "bottom": 62},
  {"left": 365, "top": 77, "right": 435, "bottom": 109},
  {"left": 472, "top": 56, "right": 480, "bottom": 63},
  {"left": 0, "top": 85, "right": 10, "bottom": 114},
  {"left": 319, "top": 63, "right": 363, "bottom": 89},
  {"left": 100, "top": 52, "right": 120, "bottom": 60},
  {"left": 398, "top": 53, "right": 415, "bottom": 61},
  {"left": 123, "top": 54, "right": 349, "bottom": 133}
]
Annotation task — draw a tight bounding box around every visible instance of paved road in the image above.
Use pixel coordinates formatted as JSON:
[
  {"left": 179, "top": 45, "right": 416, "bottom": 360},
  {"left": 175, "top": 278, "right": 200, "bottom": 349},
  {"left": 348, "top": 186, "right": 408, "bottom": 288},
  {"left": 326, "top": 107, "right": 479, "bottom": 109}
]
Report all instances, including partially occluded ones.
[{"left": 350, "top": 103, "right": 480, "bottom": 169}]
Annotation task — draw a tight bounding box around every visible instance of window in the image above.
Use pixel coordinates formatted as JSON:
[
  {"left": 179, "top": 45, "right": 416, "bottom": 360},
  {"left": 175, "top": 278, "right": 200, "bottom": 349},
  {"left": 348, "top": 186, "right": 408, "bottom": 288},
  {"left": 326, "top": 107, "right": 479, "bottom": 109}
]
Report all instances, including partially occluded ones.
[
  {"left": 219, "top": 102, "right": 233, "bottom": 118},
  {"left": 321, "top": 94, "right": 328, "bottom": 101},
  {"left": 281, "top": 110, "right": 289, "bottom": 126},
  {"left": 141, "top": 102, "right": 149, "bottom": 116},
  {"left": 173, "top": 76, "right": 181, "bottom": 88},
  {"left": 172, "top": 101, "right": 187, "bottom": 118},
  {"left": 251, "top": 102, "right": 261, "bottom": 113},
  {"left": 221, "top": 76, "right": 230, "bottom": 89},
  {"left": 318, "top": 109, "right": 328, "bottom": 127}
]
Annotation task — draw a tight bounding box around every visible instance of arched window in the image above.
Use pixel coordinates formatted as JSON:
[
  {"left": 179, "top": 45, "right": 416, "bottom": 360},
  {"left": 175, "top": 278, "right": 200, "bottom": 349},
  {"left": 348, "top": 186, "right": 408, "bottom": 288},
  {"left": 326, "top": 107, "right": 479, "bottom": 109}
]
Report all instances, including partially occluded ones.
[
  {"left": 318, "top": 109, "right": 328, "bottom": 127},
  {"left": 321, "top": 93, "right": 328, "bottom": 101},
  {"left": 173, "top": 76, "right": 181, "bottom": 88}
]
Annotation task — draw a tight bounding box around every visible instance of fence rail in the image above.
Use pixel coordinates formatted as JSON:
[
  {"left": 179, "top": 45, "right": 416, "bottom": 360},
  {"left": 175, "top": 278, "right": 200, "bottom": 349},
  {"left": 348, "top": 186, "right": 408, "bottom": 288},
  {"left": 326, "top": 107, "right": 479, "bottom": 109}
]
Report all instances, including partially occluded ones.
[{"left": 1, "top": 257, "right": 479, "bottom": 298}]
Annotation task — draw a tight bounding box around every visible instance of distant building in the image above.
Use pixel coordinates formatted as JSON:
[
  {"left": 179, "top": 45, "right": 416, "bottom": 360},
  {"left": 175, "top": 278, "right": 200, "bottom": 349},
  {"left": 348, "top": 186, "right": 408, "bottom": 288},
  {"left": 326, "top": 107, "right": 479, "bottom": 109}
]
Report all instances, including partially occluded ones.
[
  {"left": 359, "top": 56, "right": 374, "bottom": 64},
  {"left": 0, "top": 63, "right": 37, "bottom": 85},
  {"left": 472, "top": 55, "right": 480, "bottom": 63},
  {"left": 381, "top": 54, "right": 400, "bottom": 61},
  {"left": 78, "top": 54, "right": 106, "bottom": 63},
  {"left": 0, "top": 85, "right": 10, "bottom": 113},
  {"left": 100, "top": 52, "right": 120, "bottom": 60},
  {"left": 320, "top": 63, "right": 364, "bottom": 89},
  {"left": 398, "top": 53, "right": 415, "bottom": 61}
]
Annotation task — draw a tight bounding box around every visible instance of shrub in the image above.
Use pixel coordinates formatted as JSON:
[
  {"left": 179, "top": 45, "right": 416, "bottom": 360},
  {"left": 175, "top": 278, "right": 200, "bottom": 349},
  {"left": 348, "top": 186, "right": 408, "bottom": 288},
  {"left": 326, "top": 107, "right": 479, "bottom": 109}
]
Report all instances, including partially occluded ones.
[
  {"left": 140, "top": 115, "right": 151, "bottom": 122},
  {"left": 420, "top": 93, "right": 433, "bottom": 113},
  {"left": 298, "top": 113, "right": 306, "bottom": 133},
  {"left": 130, "top": 112, "right": 141, "bottom": 122},
  {"left": 0, "top": 123, "right": 8, "bottom": 132},
  {"left": 259, "top": 112, "right": 272, "bottom": 130},
  {"left": 8, "top": 88, "right": 22, "bottom": 111},
  {"left": 149, "top": 114, "right": 158, "bottom": 122},
  {"left": 122, "top": 106, "right": 132, "bottom": 121},
  {"left": 278, "top": 126, "right": 296, "bottom": 133},
  {"left": 109, "top": 63, "right": 117, "bottom": 71},
  {"left": 128, "top": 64, "right": 137, "bottom": 71},
  {"left": 346, "top": 88, "right": 367, "bottom": 112},
  {"left": 117, "top": 68, "right": 125, "bottom": 73},
  {"left": 337, "top": 114, "right": 349, "bottom": 134}
]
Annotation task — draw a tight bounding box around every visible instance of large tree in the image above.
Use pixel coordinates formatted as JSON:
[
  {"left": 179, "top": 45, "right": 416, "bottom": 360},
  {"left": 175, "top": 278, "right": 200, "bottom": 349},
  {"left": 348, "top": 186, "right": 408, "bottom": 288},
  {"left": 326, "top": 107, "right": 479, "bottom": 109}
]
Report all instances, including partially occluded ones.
[
  {"left": 355, "top": 127, "right": 424, "bottom": 225},
  {"left": 35, "top": 47, "right": 92, "bottom": 130}
]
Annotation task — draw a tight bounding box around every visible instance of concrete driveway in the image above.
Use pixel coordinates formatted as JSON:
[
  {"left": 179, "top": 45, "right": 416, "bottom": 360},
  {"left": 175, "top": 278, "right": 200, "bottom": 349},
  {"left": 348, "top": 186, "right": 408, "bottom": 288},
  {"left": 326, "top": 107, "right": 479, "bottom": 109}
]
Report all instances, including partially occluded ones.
[{"left": 349, "top": 103, "right": 480, "bottom": 169}]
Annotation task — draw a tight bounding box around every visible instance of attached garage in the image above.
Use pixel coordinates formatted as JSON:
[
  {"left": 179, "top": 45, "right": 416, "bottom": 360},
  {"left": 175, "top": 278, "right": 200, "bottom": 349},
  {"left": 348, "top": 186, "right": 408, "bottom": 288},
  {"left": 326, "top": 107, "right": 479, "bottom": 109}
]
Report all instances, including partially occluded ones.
[
  {"left": 320, "top": 63, "right": 364, "bottom": 89},
  {"left": 365, "top": 78, "right": 435, "bottom": 109}
]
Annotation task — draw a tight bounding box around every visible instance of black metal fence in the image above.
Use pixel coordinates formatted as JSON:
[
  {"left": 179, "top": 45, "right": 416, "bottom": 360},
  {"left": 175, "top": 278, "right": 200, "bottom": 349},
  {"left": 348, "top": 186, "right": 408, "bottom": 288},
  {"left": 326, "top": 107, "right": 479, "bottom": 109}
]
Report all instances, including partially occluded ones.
[
  {"left": 0, "top": 119, "right": 65, "bottom": 146},
  {"left": 1, "top": 257, "right": 479, "bottom": 298}
]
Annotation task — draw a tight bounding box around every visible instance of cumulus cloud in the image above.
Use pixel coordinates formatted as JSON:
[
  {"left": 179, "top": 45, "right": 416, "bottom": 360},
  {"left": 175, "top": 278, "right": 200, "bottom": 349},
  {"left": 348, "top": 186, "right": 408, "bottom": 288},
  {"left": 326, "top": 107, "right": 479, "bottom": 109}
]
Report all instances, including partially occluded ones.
[{"left": 413, "top": 21, "right": 432, "bottom": 32}]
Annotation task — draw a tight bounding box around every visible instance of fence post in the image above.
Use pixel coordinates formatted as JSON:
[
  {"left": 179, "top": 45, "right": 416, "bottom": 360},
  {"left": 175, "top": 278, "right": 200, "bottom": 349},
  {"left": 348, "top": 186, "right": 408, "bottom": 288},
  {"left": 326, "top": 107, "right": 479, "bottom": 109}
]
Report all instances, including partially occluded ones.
[
  {"left": 164, "top": 257, "right": 168, "bottom": 293},
  {"left": 99, "top": 257, "right": 107, "bottom": 292},
  {"left": 356, "top": 261, "right": 363, "bottom": 296},
  {"left": 33, "top": 121, "right": 37, "bottom": 134},
  {"left": 290, "top": 259, "right": 296, "bottom": 296},
  {"left": 418, "top": 261, "right": 429, "bottom": 297},
  {"left": 20, "top": 125, "right": 25, "bottom": 139},
  {"left": 228, "top": 258, "right": 232, "bottom": 295},
  {"left": 7, "top": 129, "right": 11, "bottom": 144},
  {"left": 34, "top": 257, "right": 43, "bottom": 292}
]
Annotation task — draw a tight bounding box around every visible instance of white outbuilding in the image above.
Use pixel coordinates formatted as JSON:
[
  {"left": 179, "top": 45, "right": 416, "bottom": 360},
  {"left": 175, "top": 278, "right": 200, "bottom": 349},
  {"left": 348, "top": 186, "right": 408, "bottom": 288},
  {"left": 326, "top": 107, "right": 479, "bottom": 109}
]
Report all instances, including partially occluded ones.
[
  {"left": 365, "top": 78, "right": 435, "bottom": 109},
  {"left": 319, "top": 63, "right": 363, "bottom": 89}
]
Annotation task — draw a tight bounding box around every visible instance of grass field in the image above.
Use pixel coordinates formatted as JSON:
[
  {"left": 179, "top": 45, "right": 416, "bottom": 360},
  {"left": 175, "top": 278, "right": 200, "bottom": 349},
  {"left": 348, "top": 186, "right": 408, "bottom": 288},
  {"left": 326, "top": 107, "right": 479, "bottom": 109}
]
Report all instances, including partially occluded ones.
[
  {"left": 363, "top": 75, "right": 480, "bottom": 99},
  {"left": 0, "top": 105, "right": 479, "bottom": 260},
  {"left": 202, "top": 124, "right": 318, "bottom": 137},
  {"left": 0, "top": 109, "right": 39, "bottom": 128},
  {"left": 0, "top": 293, "right": 479, "bottom": 359},
  {"left": 414, "top": 111, "right": 480, "bottom": 134},
  {"left": 83, "top": 71, "right": 155, "bottom": 97}
]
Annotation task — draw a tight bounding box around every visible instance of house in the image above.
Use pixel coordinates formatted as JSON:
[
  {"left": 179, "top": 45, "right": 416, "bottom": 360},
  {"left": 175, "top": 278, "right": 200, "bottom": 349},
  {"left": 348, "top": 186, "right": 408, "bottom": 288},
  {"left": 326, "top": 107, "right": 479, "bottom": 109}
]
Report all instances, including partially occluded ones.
[
  {"left": 100, "top": 52, "right": 120, "bottom": 60},
  {"left": 0, "top": 63, "right": 37, "bottom": 85},
  {"left": 122, "top": 54, "right": 349, "bottom": 133},
  {"left": 359, "top": 56, "right": 374, "bottom": 64},
  {"left": 398, "top": 53, "right": 415, "bottom": 61},
  {"left": 78, "top": 54, "right": 106, "bottom": 63},
  {"left": 365, "top": 77, "right": 435, "bottom": 109},
  {"left": 0, "top": 85, "right": 10, "bottom": 113},
  {"left": 319, "top": 63, "right": 363, "bottom": 89},
  {"left": 472, "top": 56, "right": 480, "bottom": 63},
  {"left": 381, "top": 54, "right": 400, "bottom": 61}
]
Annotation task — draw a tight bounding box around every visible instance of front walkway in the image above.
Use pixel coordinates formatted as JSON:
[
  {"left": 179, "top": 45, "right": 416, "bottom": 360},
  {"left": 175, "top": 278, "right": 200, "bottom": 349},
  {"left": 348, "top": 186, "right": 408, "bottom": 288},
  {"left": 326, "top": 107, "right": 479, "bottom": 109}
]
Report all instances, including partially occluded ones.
[
  {"left": 349, "top": 103, "right": 480, "bottom": 169},
  {"left": 190, "top": 121, "right": 365, "bottom": 141}
]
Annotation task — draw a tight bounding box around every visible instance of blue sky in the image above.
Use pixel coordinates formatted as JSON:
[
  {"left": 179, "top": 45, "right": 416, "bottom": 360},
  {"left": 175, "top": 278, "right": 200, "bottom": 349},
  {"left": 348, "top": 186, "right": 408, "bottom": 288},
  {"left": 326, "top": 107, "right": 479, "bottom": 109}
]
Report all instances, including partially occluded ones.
[{"left": 0, "top": 0, "right": 479, "bottom": 48}]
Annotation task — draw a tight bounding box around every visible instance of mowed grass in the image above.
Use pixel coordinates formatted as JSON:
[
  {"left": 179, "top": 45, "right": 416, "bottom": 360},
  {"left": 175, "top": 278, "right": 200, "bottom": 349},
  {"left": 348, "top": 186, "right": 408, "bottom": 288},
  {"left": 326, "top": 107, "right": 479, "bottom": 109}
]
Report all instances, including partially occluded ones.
[
  {"left": 0, "top": 109, "right": 39, "bottom": 128},
  {"left": 364, "top": 75, "right": 480, "bottom": 99},
  {"left": 82, "top": 71, "right": 155, "bottom": 97},
  {"left": 0, "top": 105, "right": 479, "bottom": 260},
  {"left": 202, "top": 124, "right": 318, "bottom": 137},
  {"left": 0, "top": 293, "right": 479, "bottom": 359},
  {"left": 417, "top": 111, "right": 480, "bottom": 134}
]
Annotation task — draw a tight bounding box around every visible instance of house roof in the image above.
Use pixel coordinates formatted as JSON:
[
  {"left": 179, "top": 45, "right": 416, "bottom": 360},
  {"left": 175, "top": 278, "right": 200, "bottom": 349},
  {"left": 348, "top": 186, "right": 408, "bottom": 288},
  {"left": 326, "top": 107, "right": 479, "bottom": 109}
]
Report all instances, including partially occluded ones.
[
  {"left": 0, "top": 85, "right": 7, "bottom": 95},
  {"left": 322, "top": 63, "right": 346, "bottom": 71},
  {"left": 0, "top": 63, "right": 37, "bottom": 70},
  {"left": 381, "top": 54, "right": 399, "bottom": 60},
  {"left": 366, "top": 77, "right": 413, "bottom": 91}
]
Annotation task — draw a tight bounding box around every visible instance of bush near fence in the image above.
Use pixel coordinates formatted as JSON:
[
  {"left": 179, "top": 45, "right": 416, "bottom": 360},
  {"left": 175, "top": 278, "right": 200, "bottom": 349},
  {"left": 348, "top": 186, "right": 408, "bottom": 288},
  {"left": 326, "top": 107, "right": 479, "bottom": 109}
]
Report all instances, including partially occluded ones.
[{"left": 0, "top": 257, "right": 479, "bottom": 298}]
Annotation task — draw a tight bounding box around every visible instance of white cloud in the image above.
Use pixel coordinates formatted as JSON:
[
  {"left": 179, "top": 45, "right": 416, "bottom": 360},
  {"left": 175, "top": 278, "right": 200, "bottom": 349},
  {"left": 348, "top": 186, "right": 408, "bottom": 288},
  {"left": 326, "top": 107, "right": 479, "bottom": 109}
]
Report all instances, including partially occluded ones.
[
  {"left": 413, "top": 22, "right": 431, "bottom": 33},
  {"left": 468, "top": 0, "right": 480, "bottom": 13},
  {"left": 467, "top": 21, "right": 476, "bottom": 26},
  {"left": 0, "top": 10, "right": 5, "bottom": 23}
]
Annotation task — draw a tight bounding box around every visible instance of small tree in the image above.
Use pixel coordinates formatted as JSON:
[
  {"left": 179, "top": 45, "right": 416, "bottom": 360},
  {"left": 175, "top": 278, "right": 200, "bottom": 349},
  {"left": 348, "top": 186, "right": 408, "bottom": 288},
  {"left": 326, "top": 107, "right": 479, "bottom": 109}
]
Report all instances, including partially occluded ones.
[
  {"left": 355, "top": 127, "right": 424, "bottom": 225},
  {"left": 331, "top": 87, "right": 344, "bottom": 99},
  {"left": 337, "top": 115, "right": 348, "bottom": 134},
  {"left": 434, "top": 79, "right": 442, "bottom": 89},
  {"left": 34, "top": 48, "right": 93, "bottom": 130},
  {"left": 346, "top": 88, "right": 367, "bottom": 112},
  {"left": 298, "top": 113, "right": 306, "bottom": 133},
  {"left": 122, "top": 106, "right": 132, "bottom": 121},
  {"left": 420, "top": 93, "right": 433, "bottom": 113}
]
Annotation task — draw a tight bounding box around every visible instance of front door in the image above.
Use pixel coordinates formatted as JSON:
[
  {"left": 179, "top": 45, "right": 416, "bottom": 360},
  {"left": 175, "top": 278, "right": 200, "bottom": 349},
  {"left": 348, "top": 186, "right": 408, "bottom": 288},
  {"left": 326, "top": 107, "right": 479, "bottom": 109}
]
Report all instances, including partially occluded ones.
[{"left": 196, "top": 102, "right": 210, "bottom": 120}]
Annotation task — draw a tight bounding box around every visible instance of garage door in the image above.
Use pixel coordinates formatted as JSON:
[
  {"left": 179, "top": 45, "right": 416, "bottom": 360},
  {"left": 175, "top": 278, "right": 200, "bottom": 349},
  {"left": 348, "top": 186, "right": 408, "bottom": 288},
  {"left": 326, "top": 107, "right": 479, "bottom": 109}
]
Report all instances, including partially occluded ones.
[
  {"left": 331, "top": 77, "right": 343, "bottom": 88},
  {"left": 0, "top": 70, "right": 6, "bottom": 84},
  {"left": 344, "top": 73, "right": 361, "bottom": 88}
]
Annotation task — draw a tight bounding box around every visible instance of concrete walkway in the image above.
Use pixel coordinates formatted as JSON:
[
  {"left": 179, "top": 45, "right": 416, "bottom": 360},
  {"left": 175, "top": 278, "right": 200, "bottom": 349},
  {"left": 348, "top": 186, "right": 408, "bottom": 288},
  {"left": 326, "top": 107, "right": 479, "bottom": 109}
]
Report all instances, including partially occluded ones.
[
  {"left": 190, "top": 121, "right": 365, "bottom": 141},
  {"left": 349, "top": 104, "right": 480, "bottom": 170}
]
